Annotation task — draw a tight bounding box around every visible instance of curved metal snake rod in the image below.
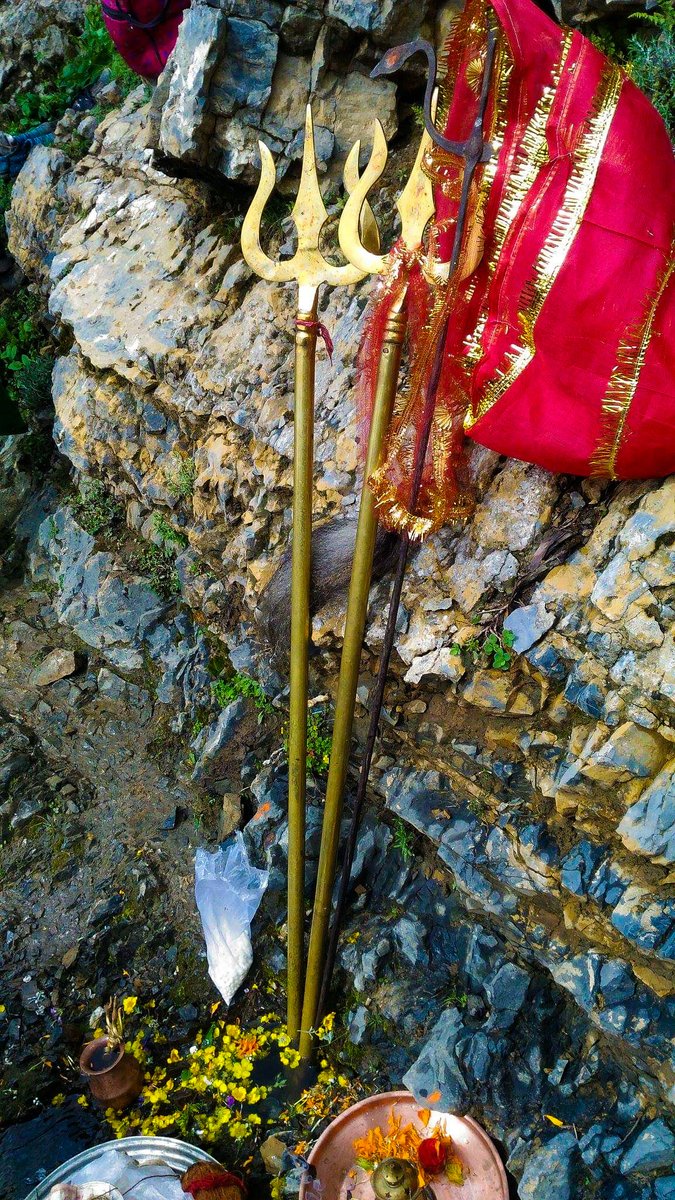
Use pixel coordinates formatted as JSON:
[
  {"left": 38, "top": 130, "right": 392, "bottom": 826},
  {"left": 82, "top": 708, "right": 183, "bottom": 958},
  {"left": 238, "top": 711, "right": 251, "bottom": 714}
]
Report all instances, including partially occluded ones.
[{"left": 371, "top": 35, "right": 494, "bottom": 166}]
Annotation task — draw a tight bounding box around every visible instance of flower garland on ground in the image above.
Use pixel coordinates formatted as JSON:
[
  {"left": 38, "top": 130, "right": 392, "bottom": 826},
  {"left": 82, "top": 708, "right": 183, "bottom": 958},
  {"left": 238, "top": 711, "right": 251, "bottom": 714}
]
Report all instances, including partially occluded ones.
[{"left": 98, "top": 1003, "right": 363, "bottom": 1160}]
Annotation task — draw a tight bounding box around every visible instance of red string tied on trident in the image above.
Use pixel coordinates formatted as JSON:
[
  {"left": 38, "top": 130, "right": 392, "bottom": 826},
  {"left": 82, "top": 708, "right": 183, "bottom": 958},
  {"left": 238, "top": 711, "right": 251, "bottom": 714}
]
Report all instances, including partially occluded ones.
[{"left": 296, "top": 317, "right": 334, "bottom": 362}]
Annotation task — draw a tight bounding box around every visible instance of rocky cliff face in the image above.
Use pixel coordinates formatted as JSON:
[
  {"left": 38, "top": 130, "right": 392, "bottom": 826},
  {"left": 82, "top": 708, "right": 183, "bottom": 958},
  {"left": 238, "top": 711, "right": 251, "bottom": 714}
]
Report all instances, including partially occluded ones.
[{"left": 1, "top": 4, "right": 674, "bottom": 1197}]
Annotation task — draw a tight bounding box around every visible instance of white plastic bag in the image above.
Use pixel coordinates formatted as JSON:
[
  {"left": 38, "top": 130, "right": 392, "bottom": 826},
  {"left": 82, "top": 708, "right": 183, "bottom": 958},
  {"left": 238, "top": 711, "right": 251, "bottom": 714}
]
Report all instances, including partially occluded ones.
[{"left": 195, "top": 832, "right": 269, "bottom": 1005}]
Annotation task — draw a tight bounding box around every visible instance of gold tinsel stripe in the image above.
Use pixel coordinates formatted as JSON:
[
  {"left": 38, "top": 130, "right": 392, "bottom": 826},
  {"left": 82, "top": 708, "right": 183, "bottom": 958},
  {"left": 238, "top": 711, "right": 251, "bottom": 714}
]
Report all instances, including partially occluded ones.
[
  {"left": 464, "top": 30, "right": 573, "bottom": 368},
  {"left": 465, "top": 62, "right": 624, "bottom": 429},
  {"left": 590, "top": 243, "right": 675, "bottom": 479}
]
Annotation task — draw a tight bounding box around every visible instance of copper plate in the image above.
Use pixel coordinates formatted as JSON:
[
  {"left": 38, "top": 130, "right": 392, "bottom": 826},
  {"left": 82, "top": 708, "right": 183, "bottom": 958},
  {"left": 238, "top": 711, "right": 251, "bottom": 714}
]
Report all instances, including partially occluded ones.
[{"left": 301, "top": 1091, "right": 507, "bottom": 1200}]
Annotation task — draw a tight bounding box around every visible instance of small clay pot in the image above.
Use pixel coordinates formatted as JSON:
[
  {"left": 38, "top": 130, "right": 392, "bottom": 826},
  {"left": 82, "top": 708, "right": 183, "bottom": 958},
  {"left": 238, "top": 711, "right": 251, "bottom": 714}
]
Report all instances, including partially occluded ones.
[{"left": 79, "top": 1037, "right": 144, "bottom": 1110}]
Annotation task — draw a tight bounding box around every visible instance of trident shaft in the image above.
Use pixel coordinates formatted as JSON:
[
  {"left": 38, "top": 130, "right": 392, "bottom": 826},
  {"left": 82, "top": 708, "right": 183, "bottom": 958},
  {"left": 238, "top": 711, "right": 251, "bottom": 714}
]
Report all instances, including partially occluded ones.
[
  {"left": 241, "top": 106, "right": 380, "bottom": 1043},
  {"left": 298, "top": 117, "right": 441, "bottom": 1058}
]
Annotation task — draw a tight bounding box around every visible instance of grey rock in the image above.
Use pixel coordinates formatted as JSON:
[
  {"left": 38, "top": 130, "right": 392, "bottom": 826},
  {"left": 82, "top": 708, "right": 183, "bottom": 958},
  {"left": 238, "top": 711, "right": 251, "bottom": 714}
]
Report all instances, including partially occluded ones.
[
  {"left": 548, "top": 952, "right": 601, "bottom": 1013},
  {"left": 87, "top": 894, "right": 124, "bottom": 926},
  {"left": 10, "top": 796, "right": 45, "bottom": 829},
  {"left": 393, "top": 915, "right": 429, "bottom": 968},
  {"left": 326, "top": 0, "right": 431, "bottom": 44},
  {"left": 457, "top": 1031, "right": 492, "bottom": 1084},
  {"left": 618, "top": 761, "right": 675, "bottom": 864},
  {"left": 280, "top": 4, "right": 322, "bottom": 53},
  {"left": 0, "top": 753, "right": 30, "bottom": 791},
  {"left": 191, "top": 698, "right": 248, "bottom": 781},
  {"left": 484, "top": 961, "right": 530, "bottom": 1030},
  {"left": 160, "top": 5, "right": 225, "bottom": 161},
  {"left": 209, "top": 19, "right": 278, "bottom": 117},
  {"left": 620, "top": 1119, "right": 675, "bottom": 1174},
  {"left": 29, "top": 648, "right": 78, "bottom": 686},
  {"left": 504, "top": 603, "right": 555, "bottom": 654},
  {"left": 517, "top": 1132, "right": 578, "bottom": 1200},
  {"left": 560, "top": 840, "right": 605, "bottom": 896},
  {"left": 599, "top": 960, "right": 635, "bottom": 1006},
  {"left": 402, "top": 1008, "right": 469, "bottom": 1112},
  {"left": 348, "top": 1005, "right": 368, "bottom": 1045}
]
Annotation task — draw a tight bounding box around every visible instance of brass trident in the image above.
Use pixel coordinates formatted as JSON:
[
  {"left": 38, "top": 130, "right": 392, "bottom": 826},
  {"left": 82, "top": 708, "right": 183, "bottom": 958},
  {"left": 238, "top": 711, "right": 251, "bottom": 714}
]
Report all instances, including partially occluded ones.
[{"left": 241, "top": 106, "right": 382, "bottom": 1045}]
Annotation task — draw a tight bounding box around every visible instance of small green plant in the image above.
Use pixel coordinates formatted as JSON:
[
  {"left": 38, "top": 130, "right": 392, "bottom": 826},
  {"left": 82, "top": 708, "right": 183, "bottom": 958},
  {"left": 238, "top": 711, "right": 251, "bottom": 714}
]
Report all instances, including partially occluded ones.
[
  {"left": 261, "top": 193, "right": 294, "bottom": 240},
  {"left": 467, "top": 794, "right": 487, "bottom": 820},
  {"left": 411, "top": 103, "right": 425, "bottom": 130},
  {"left": 0, "top": 181, "right": 12, "bottom": 289},
  {"left": 482, "top": 629, "right": 516, "bottom": 671},
  {"left": 0, "top": 289, "right": 45, "bottom": 394},
  {"left": 452, "top": 627, "right": 516, "bottom": 672},
  {"left": 0, "top": 179, "right": 12, "bottom": 222},
  {"left": 212, "top": 672, "right": 272, "bottom": 719},
  {"left": 61, "top": 131, "right": 94, "bottom": 163},
  {"left": 72, "top": 478, "right": 124, "bottom": 536},
  {"left": 151, "top": 511, "right": 188, "bottom": 551},
  {"left": 391, "top": 817, "right": 414, "bottom": 863},
  {"left": 165, "top": 454, "right": 197, "bottom": 501},
  {"left": 132, "top": 514, "right": 187, "bottom": 600},
  {"left": 282, "top": 703, "right": 332, "bottom": 774},
  {"left": 14, "top": 355, "right": 54, "bottom": 419},
  {"left": 626, "top": 27, "right": 675, "bottom": 134},
  {"left": 8, "top": 4, "right": 142, "bottom": 134},
  {"left": 444, "top": 984, "right": 468, "bottom": 1010},
  {"left": 587, "top": 2, "right": 675, "bottom": 135},
  {"left": 135, "top": 543, "right": 181, "bottom": 600},
  {"left": 306, "top": 707, "right": 332, "bottom": 775},
  {"left": 629, "top": 0, "right": 675, "bottom": 36}
]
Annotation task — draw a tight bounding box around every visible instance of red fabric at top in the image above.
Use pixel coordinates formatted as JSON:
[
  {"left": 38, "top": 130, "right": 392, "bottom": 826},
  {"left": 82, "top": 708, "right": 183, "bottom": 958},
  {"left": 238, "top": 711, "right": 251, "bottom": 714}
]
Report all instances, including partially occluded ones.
[{"left": 100, "top": 0, "right": 189, "bottom": 81}]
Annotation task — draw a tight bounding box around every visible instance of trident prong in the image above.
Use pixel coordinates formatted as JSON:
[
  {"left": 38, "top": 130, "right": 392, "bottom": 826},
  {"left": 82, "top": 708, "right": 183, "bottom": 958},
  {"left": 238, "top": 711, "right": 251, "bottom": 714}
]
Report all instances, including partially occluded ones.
[
  {"left": 339, "top": 96, "right": 442, "bottom": 281},
  {"left": 241, "top": 105, "right": 380, "bottom": 308}
]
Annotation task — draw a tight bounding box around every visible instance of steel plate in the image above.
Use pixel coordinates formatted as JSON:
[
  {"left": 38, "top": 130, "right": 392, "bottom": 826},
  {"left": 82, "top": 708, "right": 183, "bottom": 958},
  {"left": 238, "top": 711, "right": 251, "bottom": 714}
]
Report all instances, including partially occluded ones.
[{"left": 24, "top": 1135, "right": 218, "bottom": 1200}]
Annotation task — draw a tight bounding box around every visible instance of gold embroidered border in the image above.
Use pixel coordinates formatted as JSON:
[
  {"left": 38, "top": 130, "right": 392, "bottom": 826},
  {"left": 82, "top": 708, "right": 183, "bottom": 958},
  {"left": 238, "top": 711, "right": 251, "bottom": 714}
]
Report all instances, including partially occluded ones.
[
  {"left": 465, "top": 61, "right": 624, "bottom": 430},
  {"left": 590, "top": 242, "right": 675, "bottom": 479},
  {"left": 464, "top": 29, "right": 574, "bottom": 368}
]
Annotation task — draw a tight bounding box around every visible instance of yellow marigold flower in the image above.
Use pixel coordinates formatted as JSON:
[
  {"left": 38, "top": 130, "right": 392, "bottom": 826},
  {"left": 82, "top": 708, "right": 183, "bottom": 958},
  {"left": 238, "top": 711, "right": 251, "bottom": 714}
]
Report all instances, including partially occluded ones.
[
  {"left": 270, "top": 1177, "right": 285, "bottom": 1200},
  {"left": 51, "top": 1093, "right": 66, "bottom": 1106},
  {"left": 230, "top": 1121, "right": 249, "bottom": 1140},
  {"left": 77, "top": 1095, "right": 89, "bottom": 1108},
  {"left": 231, "top": 1085, "right": 247, "bottom": 1103},
  {"left": 122, "top": 996, "right": 138, "bottom": 1015}
]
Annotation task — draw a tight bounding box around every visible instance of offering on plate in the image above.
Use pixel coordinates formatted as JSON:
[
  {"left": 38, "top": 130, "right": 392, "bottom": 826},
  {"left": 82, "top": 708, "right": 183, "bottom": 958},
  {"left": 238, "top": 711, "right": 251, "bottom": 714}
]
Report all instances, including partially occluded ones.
[{"left": 353, "top": 1111, "right": 464, "bottom": 1190}]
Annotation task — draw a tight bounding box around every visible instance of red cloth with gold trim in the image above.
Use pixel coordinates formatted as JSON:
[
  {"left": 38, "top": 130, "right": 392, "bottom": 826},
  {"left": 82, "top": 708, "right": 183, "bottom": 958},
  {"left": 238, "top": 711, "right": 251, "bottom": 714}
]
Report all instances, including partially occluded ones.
[{"left": 361, "top": 0, "right": 675, "bottom": 538}]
